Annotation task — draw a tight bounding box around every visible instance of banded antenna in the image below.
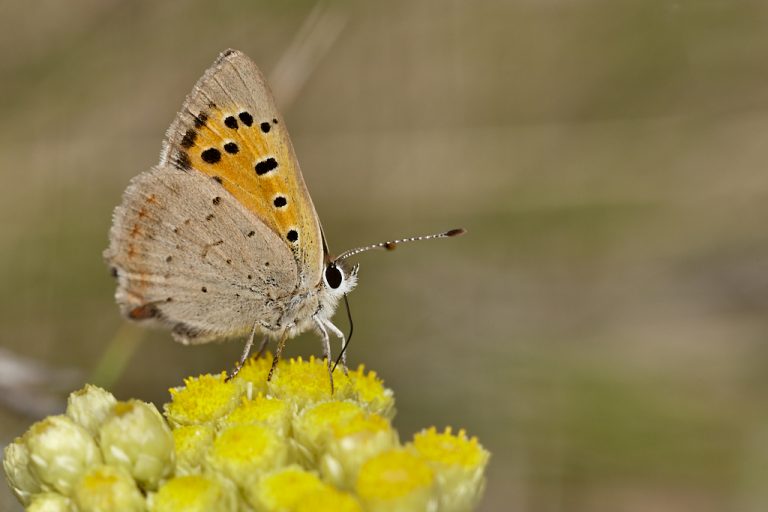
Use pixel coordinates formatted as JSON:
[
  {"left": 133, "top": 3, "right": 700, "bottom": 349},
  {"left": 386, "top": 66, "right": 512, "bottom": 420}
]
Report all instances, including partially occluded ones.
[{"left": 334, "top": 228, "right": 466, "bottom": 262}]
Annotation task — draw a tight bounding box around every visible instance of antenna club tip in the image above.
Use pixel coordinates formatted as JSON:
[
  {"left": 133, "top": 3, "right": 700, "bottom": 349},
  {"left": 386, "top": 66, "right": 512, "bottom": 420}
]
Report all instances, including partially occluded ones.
[
  {"left": 384, "top": 242, "right": 397, "bottom": 250},
  {"left": 446, "top": 228, "right": 466, "bottom": 237}
]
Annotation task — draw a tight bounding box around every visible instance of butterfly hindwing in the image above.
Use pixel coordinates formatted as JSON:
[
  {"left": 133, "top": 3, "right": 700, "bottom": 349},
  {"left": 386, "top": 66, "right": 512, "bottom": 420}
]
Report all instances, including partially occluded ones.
[
  {"left": 160, "top": 49, "right": 324, "bottom": 288},
  {"left": 105, "top": 164, "right": 298, "bottom": 344}
]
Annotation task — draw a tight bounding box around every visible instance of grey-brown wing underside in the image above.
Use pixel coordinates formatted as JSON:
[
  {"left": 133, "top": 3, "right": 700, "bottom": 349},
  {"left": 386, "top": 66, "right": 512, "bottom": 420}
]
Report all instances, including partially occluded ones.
[{"left": 104, "top": 164, "right": 298, "bottom": 344}]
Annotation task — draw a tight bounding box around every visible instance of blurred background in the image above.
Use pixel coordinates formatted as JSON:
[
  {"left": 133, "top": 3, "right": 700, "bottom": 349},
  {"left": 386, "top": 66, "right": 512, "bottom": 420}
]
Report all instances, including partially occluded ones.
[{"left": 2, "top": 0, "right": 768, "bottom": 510}]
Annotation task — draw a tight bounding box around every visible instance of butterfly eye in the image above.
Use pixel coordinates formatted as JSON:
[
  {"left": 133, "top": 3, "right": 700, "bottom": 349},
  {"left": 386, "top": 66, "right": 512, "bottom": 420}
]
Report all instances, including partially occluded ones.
[{"left": 324, "top": 264, "right": 343, "bottom": 289}]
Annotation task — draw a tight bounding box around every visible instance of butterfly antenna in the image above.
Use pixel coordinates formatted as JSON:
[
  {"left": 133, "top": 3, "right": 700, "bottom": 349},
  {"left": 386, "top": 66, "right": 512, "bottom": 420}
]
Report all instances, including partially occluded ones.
[
  {"left": 332, "top": 293, "right": 353, "bottom": 372},
  {"left": 334, "top": 228, "right": 466, "bottom": 262}
]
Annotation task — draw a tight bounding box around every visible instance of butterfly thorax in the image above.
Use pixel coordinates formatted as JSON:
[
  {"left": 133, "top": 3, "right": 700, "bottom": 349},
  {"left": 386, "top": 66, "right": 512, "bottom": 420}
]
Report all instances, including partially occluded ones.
[{"left": 274, "top": 261, "right": 358, "bottom": 339}]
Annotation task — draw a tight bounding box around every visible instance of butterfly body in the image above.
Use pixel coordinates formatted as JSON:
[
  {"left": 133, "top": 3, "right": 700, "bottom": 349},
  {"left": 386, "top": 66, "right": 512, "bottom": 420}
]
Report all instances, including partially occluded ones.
[{"left": 105, "top": 49, "right": 356, "bottom": 355}]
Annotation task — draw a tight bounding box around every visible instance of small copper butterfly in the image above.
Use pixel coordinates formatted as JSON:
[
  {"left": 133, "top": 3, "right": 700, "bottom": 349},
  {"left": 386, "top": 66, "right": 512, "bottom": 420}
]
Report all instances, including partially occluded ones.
[{"left": 104, "top": 49, "right": 464, "bottom": 389}]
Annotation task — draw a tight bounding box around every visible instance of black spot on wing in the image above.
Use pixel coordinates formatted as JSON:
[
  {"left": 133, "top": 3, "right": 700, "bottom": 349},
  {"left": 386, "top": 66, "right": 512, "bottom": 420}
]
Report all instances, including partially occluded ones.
[
  {"left": 260, "top": 122, "right": 271, "bottom": 133},
  {"left": 224, "top": 116, "right": 238, "bottom": 129},
  {"left": 287, "top": 230, "right": 298, "bottom": 242},
  {"left": 201, "top": 148, "right": 221, "bottom": 164},
  {"left": 238, "top": 111, "right": 253, "bottom": 126},
  {"left": 223, "top": 142, "right": 239, "bottom": 154},
  {"left": 255, "top": 157, "right": 278, "bottom": 176},
  {"left": 273, "top": 196, "right": 287, "bottom": 207}
]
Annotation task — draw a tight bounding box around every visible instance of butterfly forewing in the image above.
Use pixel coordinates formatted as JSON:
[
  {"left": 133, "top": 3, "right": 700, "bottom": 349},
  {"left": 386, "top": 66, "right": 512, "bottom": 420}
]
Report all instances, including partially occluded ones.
[{"left": 161, "top": 49, "right": 324, "bottom": 287}]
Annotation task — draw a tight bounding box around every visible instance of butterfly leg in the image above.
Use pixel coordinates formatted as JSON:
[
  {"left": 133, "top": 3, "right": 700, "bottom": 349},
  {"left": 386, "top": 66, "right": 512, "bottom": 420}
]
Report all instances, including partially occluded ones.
[
  {"left": 228, "top": 323, "right": 259, "bottom": 380},
  {"left": 313, "top": 316, "right": 335, "bottom": 394},
  {"left": 267, "top": 333, "right": 288, "bottom": 383},
  {"left": 254, "top": 335, "right": 270, "bottom": 359},
  {"left": 322, "top": 319, "right": 349, "bottom": 375}
]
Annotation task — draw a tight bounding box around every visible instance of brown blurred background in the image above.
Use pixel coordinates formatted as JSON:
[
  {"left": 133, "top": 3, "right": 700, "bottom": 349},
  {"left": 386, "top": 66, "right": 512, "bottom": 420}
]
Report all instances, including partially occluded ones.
[{"left": 2, "top": 0, "right": 768, "bottom": 510}]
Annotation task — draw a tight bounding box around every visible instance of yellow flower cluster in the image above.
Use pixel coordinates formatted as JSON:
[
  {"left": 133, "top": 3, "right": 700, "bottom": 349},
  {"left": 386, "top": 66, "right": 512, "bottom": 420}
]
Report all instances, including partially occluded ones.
[{"left": 4, "top": 356, "right": 489, "bottom": 511}]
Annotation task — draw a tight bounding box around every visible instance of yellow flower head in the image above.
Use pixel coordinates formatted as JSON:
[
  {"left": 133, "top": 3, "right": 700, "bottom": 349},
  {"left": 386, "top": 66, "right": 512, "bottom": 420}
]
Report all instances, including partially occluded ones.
[
  {"left": 410, "top": 427, "right": 490, "bottom": 512},
  {"left": 356, "top": 449, "right": 436, "bottom": 512},
  {"left": 247, "top": 465, "right": 325, "bottom": 511},
  {"left": 152, "top": 474, "right": 238, "bottom": 512},
  {"left": 248, "top": 465, "right": 362, "bottom": 512},
  {"left": 268, "top": 356, "right": 350, "bottom": 408},
  {"left": 412, "top": 427, "right": 488, "bottom": 469},
  {"left": 207, "top": 424, "right": 288, "bottom": 488},
  {"left": 165, "top": 372, "right": 241, "bottom": 428},
  {"left": 72, "top": 464, "right": 144, "bottom": 512},
  {"left": 231, "top": 353, "right": 273, "bottom": 397},
  {"left": 321, "top": 411, "right": 400, "bottom": 490},
  {"left": 332, "top": 411, "right": 391, "bottom": 439},
  {"left": 294, "top": 401, "right": 366, "bottom": 460},
  {"left": 222, "top": 394, "right": 291, "bottom": 437},
  {"left": 294, "top": 487, "right": 362, "bottom": 512},
  {"left": 345, "top": 365, "right": 396, "bottom": 420},
  {"left": 172, "top": 424, "right": 214, "bottom": 476}
]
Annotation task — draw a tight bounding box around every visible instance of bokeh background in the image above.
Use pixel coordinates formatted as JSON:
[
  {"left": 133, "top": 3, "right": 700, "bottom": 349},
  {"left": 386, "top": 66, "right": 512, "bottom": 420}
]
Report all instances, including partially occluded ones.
[{"left": 2, "top": 0, "right": 768, "bottom": 510}]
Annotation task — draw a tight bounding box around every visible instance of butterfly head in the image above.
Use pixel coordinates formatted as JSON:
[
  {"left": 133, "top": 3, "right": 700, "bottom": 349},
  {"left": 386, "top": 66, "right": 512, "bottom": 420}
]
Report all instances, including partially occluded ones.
[{"left": 322, "top": 260, "right": 359, "bottom": 297}]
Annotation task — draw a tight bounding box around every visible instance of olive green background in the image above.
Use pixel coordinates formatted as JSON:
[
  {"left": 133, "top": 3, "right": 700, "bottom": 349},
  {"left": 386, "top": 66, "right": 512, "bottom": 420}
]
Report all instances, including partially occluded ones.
[{"left": 2, "top": 1, "right": 768, "bottom": 510}]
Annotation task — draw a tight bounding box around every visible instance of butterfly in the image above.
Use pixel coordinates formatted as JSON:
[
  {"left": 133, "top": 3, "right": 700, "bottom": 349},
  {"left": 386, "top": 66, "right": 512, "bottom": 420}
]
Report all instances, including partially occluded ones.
[{"left": 104, "top": 49, "right": 464, "bottom": 390}]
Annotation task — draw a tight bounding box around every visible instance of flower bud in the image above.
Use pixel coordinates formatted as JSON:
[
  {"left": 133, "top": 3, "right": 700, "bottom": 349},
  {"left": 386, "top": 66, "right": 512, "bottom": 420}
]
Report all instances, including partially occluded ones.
[
  {"left": 99, "top": 400, "right": 173, "bottom": 490},
  {"left": 66, "top": 384, "right": 117, "bottom": 436},
  {"left": 25, "top": 415, "right": 102, "bottom": 495},
  {"left": 3, "top": 437, "right": 41, "bottom": 504},
  {"left": 27, "top": 492, "right": 74, "bottom": 512}
]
